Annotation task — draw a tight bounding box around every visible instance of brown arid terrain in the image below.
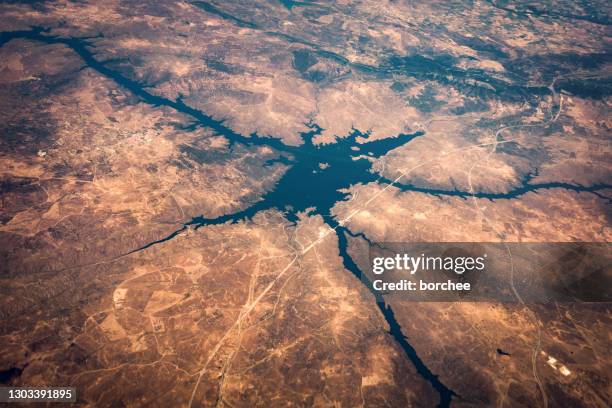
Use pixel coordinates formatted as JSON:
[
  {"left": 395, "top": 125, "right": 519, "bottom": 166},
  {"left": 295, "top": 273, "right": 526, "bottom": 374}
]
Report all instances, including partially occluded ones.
[{"left": 0, "top": 1, "right": 610, "bottom": 407}]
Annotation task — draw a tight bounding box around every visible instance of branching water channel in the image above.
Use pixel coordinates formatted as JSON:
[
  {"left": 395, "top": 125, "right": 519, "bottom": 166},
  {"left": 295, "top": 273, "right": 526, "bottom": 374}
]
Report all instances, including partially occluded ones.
[{"left": 3, "top": 27, "right": 610, "bottom": 407}]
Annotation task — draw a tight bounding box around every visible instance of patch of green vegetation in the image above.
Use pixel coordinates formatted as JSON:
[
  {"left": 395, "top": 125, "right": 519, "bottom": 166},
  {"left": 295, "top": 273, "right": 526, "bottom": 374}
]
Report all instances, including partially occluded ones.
[{"left": 390, "top": 81, "right": 409, "bottom": 93}]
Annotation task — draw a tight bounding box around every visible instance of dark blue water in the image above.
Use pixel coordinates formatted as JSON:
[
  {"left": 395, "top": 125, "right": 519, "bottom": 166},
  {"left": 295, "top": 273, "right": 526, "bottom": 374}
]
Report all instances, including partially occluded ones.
[
  {"left": 0, "top": 366, "right": 22, "bottom": 384},
  {"left": 188, "top": 125, "right": 422, "bottom": 226},
  {"left": 279, "top": 0, "right": 317, "bottom": 11},
  {"left": 334, "top": 224, "right": 457, "bottom": 406},
  {"left": 191, "top": 2, "right": 256, "bottom": 28},
  {"left": 385, "top": 178, "right": 612, "bottom": 201},
  {"left": 2, "top": 28, "right": 610, "bottom": 407}
]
